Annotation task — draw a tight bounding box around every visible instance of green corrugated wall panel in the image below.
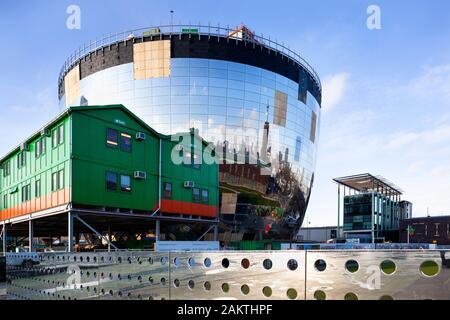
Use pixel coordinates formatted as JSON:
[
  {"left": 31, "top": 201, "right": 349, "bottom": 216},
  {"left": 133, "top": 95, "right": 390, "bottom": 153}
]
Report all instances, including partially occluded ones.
[
  {"left": 160, "top": 136, "right": 219, "bottom": 207},
  {"left": 71, "top": 109, "right": 159, "bottom": 211},
  {"left": 0, "top": 117, "right": 71, "bottom": 210}
]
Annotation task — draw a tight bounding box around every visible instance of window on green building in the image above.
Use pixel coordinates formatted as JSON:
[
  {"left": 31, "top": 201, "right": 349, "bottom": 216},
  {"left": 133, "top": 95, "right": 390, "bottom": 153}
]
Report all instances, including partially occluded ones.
[
  {"left": 52, "top": 172, "right": 58, "bottom": 192},
  {"left": 193, "top": 188, "right": 200, "bottom": 203},
  {"left": 35, "top": 138, "right": 46, "bottom": 158},
  {"left": 51, "top": 170, "right": 64, "bottom": 192},
  {"left": 3, "top": 161, "right": 11, "bottom": 177},
  {"left": 52, "top": 129, "right": 58, "bottom": 147},
  {"left": 106, "top": 128, "right": 119, "bottom": 148},
  {"left": 193, "top": 153, "right": 201, "bottom": 169},
  {"left": 58, "top": 125, "right": 64, "bottom": 145},
  {"left": 183, "top": 151, "right": 192, "bottom": 166},
  {"left": 17, "top": 151, "right": 26, "bottom": 169},
  {"left": 106, "top": 171, "right": 118, "bottom": 191},
  {"left": 21, "top": 184, "right": 31, "bottom": 202},
  {"left": 52, "top": 125, "right": 64, "bottom": 148},
  {"left": 120, "top": 133, "right": 132, "bottom": 152},
  {"left": 201, "top": 189, "right": 209, "bottom": 203},
  {"left": 120, "top": 175, "right": 131, "bottom": 193},
  {"left": 164, "top": 182, "right": 172, "bottom": 198},
  {"left": 58, "top": 170, "right": 64, "bottom": 190},
  {"left": 35, "top": 180, "right": 41, "bottom": 198},
  {"left": 3, "top": 194, "right": 7, "bottom": 209}
]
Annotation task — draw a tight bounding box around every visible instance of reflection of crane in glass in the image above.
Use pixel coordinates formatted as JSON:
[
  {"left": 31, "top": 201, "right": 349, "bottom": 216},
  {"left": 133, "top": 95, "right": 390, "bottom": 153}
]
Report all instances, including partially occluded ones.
[{"left": 260, "top": 104, "right": 270, "bottom": 164}]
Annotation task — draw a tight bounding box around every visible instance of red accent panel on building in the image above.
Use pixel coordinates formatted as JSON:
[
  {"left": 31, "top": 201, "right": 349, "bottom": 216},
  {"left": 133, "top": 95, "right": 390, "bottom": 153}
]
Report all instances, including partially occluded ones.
[
  {"left": 161, "top": 199, "right": 218, "bottom": 218},
  {"left": 0, "top": 188, "right": 69, "bottom": 222}
]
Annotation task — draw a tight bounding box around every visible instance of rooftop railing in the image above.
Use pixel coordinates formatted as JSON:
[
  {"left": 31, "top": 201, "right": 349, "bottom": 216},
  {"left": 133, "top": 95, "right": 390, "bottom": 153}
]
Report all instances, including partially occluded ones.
[{"left": 58, "top": 24, "right": 322, "bottom": 95}]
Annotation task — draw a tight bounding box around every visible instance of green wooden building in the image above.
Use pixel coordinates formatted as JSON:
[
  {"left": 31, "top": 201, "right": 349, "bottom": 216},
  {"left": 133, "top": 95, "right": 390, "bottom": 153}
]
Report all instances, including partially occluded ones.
[{"left": 0, "top": 105, "right": 219, "bottom": 252}]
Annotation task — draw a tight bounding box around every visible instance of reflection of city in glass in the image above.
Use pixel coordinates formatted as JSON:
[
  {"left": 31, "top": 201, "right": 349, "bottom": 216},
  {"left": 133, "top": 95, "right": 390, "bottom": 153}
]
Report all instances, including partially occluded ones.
[{"left": 58, "top": 26, "right": 322, "bottom": 241}]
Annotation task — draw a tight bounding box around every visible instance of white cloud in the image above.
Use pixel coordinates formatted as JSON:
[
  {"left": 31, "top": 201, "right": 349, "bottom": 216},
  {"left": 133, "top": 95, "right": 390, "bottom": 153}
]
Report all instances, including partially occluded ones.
[{"left": 321, "top": 72, "right": 350, "bottom": 112}]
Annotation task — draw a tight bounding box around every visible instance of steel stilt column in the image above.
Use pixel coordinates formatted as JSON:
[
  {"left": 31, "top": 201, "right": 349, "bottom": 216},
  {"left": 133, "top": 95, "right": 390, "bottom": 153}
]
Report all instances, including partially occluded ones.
[
  {"left": 29, "top": 220, "right": 34, "bottom": 253},
  {"left": 1, "top": 223, "right": 6, "bottom": 253},
  {"left": 156, "top": 220, "right": 160, "bottom": 241},
  {"left": 213, "top": 224, "right": 219, "bottom": 241},
  {"left": 68, "top": 211, "right": 74, "bottom": 253}
]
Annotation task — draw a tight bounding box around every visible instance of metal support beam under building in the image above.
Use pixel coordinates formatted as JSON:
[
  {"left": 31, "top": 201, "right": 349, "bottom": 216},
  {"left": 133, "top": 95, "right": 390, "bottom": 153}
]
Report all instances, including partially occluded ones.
[
  {"left": 68, "top": 211, "right": 74, "bottom": 253},
  {"left": 74, "top": 215, "right": 118, "bottom": 250},
  {"left": 29, "top": 220, "right": 34, "bottom": 252},
  {"left": 197, "top": 225, "right": 215, "bottom": 241},
  {"left": 213, "top": 224, "right": 218, "bottom": 241},
  {"left": 155, "top": 220, "right": 160, "bottom": 241},
  {"left": 1, "top": 223, "right": 6, "bottom": 253}
]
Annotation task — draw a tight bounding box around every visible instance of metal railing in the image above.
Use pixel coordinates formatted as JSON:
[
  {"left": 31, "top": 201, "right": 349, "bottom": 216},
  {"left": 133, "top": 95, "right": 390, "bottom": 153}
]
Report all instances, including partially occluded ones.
[
  {"left": 6, "top": 250, "right": 450, "bottom": 300},
  {"left": 58, "top": 23, "right": 322, "bottom": 94}
]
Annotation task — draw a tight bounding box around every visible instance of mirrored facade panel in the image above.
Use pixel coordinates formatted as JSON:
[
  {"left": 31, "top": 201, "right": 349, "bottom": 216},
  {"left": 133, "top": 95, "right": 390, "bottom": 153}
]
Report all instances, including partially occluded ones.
[{"left": 60, "top": 56, "right": 321, "bottom": 241}]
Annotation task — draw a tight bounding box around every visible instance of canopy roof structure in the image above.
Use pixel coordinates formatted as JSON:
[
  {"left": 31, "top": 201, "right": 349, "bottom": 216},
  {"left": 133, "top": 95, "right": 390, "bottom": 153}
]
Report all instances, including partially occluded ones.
[{"left": 333, "top": 173, "right": 403, "bottom": 197}]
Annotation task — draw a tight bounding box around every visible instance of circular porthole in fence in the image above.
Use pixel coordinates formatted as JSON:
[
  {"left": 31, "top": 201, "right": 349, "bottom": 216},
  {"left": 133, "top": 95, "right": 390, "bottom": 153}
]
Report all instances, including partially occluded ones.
[
  {"left": 380, "top": 295, "right": 394, "bottom": 300},
  {"left": 148, "top": 296, "right": 154, "bottom": 300},
  {"left": 262, "top": 286, "right": 272, "bottom": 298},
  {"left": 241, "top": 284, "right": 250, "bottom": 295},
  {"left": 161, "top": 278, "right": 166, "bottom": 286},
  {"left": 314, "top": 259, "right": 327, "bottom": 272},
  {"left": 222, "top": 258, "right": 230, "bottom": 268},
  {"left": 188, "top": 257, "right": 195, "bottom": 268},
  {"left": 344, "top": 292, "right": 358, "bottom": 300},
  {"left": 117, "top": 257, "right": 122, "bottom": 263},
  {"left": 380, "top": 260, "right": 396, "bottom": 275},
  {"left": 188, "top": 280, "right": 195, "bottom": 290},
  {"left": 173, "top": 257, "right": 181, "bottom": 267},
  {"left": 420, "top": 261, "right": 439, "bottom": 277},
  {"left": 263, "top": 259, "right": 273, "bottom": 270},
  {"left": 241, "top": 258, "right": 250, "bottom": 269},
  {"left": 204, "top": 258, "right": 212, "bottom": 268},
  {"left": 204, "top": 281, "right": 211, "bottom": 291},
  {"left": 287, "top": 288, "right": 298, "bottom": 300},
  {"left": 222, "top": 283, "right": 230, "bottom": 293},
  {"left": 148, "top": 257, "right": 154, "bottom": 265},
  {"left": 287, "top": 259, "right": 298, "bottom": 271},
  {"left": 314, "top": 290, "right": 326, "bottom": 300},
  {"left": 160, "top": 257, "right": 167, "bottom": 265},
  {"left": 345, "top": 260, "right": 359, "bottom": 273},
  {"left": 148, "top": 276, "right": 154, "bottom": 284}
]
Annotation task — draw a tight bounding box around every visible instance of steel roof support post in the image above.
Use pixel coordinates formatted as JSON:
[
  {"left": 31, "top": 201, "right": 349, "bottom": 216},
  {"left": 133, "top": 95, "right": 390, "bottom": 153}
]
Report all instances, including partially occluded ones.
[
  {"left": 371, "top": 192, "right": 375, "bottom": 244},
  {"left": 337, "top": 184, "right": 341, "bottom": 239},
  {"left": 68, "top": 211, "right": 74, "bottom": 253},
  {"left": 28, "top": 219, "right": 34, "bottom": 253}
]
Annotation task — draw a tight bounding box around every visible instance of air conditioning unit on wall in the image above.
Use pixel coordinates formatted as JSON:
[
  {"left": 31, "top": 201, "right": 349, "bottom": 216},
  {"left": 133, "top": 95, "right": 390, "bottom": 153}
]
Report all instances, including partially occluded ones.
[
  {"left": 134, "top": 171, "right": 147, "bottom": 180},
  {"left": 184, "top": 181, "right": 195, "bottom": 188},
  {"left": 136, "top": 132, "right": 146, "bottom": 141}
]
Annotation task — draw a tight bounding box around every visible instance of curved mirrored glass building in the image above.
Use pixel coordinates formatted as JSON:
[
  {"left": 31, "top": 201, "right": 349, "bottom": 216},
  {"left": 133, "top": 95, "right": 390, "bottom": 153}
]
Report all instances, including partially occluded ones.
[{"left": 58, "top": 25, "right": 322, "bottom": 241}]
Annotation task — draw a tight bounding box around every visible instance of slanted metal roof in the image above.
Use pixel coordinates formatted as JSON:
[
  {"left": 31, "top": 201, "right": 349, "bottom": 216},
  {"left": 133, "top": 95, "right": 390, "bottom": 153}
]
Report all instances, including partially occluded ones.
[{"left": 333, "top": 173, "right": 403, "bottom": 196}]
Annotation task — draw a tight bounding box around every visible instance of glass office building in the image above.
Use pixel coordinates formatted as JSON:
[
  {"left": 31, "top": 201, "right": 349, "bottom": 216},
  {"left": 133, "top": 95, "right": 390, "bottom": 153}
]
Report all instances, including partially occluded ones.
[
  {"left": 58, "top": 25, "right": 322, "bottom": 241},
  {"left": 335, "top": 174, "right": 406, "bottom": 243}
]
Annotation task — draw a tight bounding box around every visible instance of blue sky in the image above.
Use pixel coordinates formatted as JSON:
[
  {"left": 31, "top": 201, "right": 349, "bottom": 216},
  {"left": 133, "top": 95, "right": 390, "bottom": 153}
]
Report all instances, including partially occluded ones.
[{"left": 1, "top": 0, "right": 450, "bottom": 226}]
